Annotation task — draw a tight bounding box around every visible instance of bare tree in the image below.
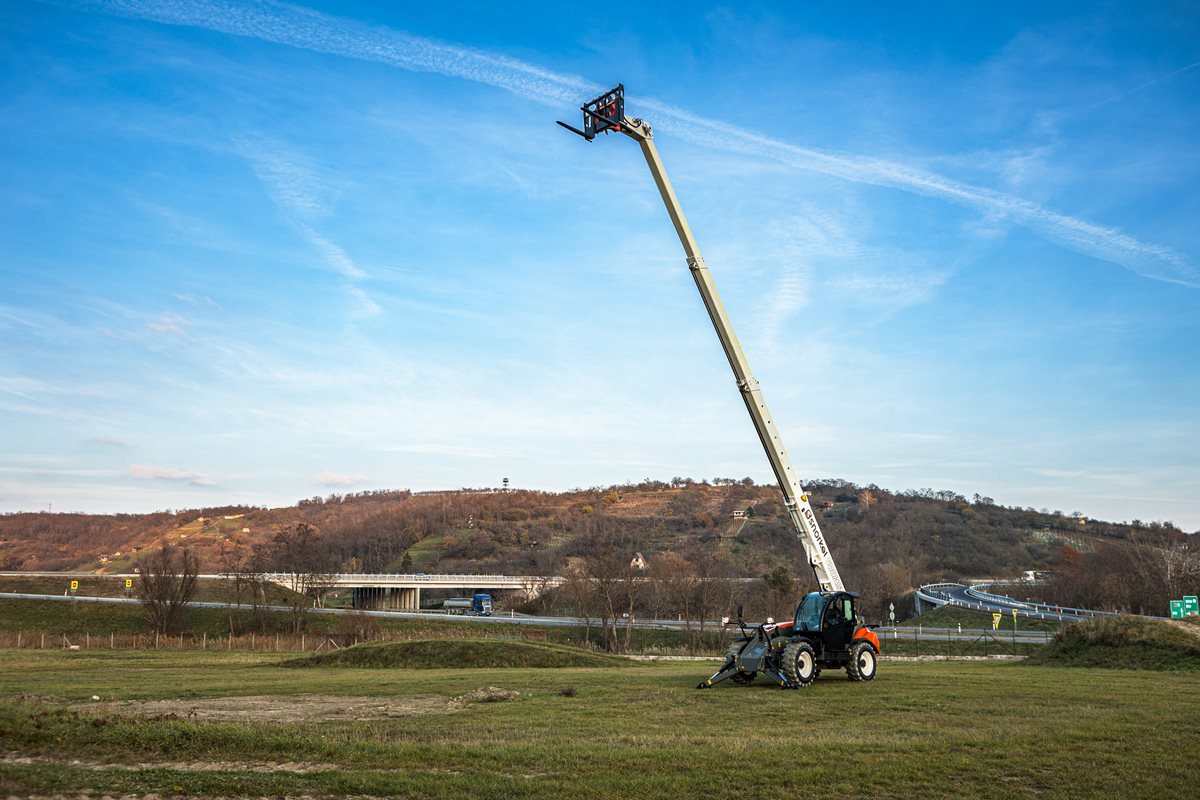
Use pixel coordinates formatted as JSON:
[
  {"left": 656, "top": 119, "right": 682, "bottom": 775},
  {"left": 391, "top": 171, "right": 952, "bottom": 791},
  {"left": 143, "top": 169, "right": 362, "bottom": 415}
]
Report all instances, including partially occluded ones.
[
  {"left": 1129, "top": 528, "right": 1200, "bottom": 614},
  {"left": 270, "top": 522, "right": 338, "bottom": 633},
  {"left": 558, "top": 564, "right": 599, "bottom": 646},
  {"left": 136, "top": 541, "right": 199, "bottom": 634},
  {"left": 653, "top": 552, "right": 702, "bottom": 650}
]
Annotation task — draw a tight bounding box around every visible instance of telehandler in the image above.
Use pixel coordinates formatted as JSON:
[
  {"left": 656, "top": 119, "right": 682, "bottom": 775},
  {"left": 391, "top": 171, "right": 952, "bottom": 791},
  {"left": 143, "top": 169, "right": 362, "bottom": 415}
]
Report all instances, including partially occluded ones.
[{"left": 559, "top": 86, "right": 880, "bottom": 688}]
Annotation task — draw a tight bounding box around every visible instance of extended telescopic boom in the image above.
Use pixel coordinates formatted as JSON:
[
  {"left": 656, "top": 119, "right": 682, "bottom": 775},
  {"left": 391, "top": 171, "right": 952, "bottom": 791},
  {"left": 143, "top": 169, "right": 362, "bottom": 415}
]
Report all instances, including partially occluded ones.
[{"left": 559, "top": 86, "right": 843, "bottom": 592}]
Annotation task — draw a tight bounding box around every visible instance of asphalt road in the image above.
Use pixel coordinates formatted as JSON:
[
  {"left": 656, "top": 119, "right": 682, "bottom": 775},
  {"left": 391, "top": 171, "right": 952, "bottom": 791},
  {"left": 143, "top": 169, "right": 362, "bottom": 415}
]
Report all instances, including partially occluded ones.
[
  {"left": 1, "top": 591, "right": 1054, "bottom": 642},
  {"left": 922, "top": 582, "right": 1111, "bottom": 623}
]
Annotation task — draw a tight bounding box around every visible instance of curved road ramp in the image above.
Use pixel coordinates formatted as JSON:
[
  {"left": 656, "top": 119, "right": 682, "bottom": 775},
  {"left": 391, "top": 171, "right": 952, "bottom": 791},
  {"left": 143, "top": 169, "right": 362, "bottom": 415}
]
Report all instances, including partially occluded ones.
[{"left": 1028, "top": 616, "right": 1200, "bottom": 671}]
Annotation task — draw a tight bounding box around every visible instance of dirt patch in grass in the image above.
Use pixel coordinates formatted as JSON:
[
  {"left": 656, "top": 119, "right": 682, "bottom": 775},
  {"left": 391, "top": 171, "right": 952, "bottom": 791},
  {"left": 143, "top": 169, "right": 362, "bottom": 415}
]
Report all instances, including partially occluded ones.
[
  {"left": 1028, "top": 615, "right": 1200, "bottom": 671},
  {"left": 280, "top": 638, "right": 629, "bottom": 670},
  {"left": 1166, "top": 620, "right": 1200, "bottom": 639},
  {"left": 448, "top": 686, "right": 519, "bottom": 707},
  {"left": 75, "top": 693, "right": 457, "bottom": 722}
]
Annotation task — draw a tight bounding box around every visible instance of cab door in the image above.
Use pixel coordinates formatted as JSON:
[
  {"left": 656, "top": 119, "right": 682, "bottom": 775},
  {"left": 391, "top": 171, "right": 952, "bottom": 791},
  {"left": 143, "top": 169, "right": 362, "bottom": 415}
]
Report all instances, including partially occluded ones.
[{"left": 820, "top": 593, "right": 856, "bottom": 656}]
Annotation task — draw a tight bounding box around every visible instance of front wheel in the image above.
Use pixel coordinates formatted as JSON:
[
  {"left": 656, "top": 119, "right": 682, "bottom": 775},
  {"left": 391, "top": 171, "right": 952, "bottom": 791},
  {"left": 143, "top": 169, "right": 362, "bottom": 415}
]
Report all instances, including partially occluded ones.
[
  {"left": 847, "top": 640, "right": 877, "bottom": 681},
  {"left": 781, "top": 641, "right": 816, "bottom": 688}
]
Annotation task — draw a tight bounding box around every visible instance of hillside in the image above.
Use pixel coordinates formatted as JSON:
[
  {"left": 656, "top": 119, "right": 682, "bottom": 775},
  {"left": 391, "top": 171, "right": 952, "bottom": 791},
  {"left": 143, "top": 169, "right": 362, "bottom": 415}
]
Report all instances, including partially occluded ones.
[{"left": 1, "top": 479, "right": 1180, "bottom": 620}]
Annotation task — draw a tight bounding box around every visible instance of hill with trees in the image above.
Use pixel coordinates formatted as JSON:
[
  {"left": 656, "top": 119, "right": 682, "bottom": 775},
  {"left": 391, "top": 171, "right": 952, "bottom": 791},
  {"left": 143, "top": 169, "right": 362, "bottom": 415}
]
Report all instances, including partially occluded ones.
[{"left": 1, "top": 478, "right": 1193, "bottom": 626}]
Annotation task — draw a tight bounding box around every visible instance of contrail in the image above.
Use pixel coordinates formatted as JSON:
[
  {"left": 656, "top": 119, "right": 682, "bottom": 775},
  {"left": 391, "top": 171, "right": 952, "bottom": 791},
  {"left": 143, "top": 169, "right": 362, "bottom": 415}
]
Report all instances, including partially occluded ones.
[
  {"left": 1091, "top": 60, "right": 1200, "bottom": 111},
  {"left": 57, "top": 0, "right": 1197, "bottom": 288}
]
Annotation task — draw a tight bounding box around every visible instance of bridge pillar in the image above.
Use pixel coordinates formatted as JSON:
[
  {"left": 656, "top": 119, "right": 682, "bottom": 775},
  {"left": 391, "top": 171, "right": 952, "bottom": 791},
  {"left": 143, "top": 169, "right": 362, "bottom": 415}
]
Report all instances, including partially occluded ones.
[{"left": 395, "top": 587, "right": 419, "bottom": 610}]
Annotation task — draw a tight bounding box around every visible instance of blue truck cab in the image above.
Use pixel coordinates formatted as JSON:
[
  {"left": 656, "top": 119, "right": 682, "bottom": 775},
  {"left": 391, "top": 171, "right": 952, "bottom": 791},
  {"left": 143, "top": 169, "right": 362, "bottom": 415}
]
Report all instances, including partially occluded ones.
[{"left": 472, "top": 593, "right": 493, "bottom": 616}]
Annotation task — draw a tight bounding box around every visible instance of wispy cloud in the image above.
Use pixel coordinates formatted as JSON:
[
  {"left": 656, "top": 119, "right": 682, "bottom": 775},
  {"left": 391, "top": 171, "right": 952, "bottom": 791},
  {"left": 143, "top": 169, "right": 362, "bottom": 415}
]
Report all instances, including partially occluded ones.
[
  {"left": 60, "top": 0, "right": 1197, "bottom": 288},
  {"left": 315, "top": 470, "right": 367, "bottom": 486},
  {"left": 147, "top": 313, "right": 192, "bottom": 337},
  {"left": 173, "top": 292, "right": 218, "bottom": 308},
  {"left": 129, "top": 463, "right": 215, "bottom": 486},
  {"left": 299, "top": 226, "right": 366, "bottom": 280},
  {"left": 1090, "top": 59, "right": 1200, "bottom": 111},
  {"left": 86, "top": 436, "right": 129, "bottom": 448},
  {"left": 231, "top": 134, "right": 375, "bottom": 314},
  {"left": 234, "top": 134, "right": 333, "bottom": 220}
]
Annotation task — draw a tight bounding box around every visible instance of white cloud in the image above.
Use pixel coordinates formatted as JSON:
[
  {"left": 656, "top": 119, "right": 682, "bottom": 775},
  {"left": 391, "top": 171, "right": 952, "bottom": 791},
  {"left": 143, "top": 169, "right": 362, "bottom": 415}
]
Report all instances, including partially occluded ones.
[
  {"left": 300, "top": 226, "right": 366, "bottom": 280},
  {"left": 315, "top": 470, "right": 367, "bottom": 486},
  {"left": 147, "top": 313, "right": 192, "bottom": 337},
  {"left": 129, "top": 464, "right": 215, "bottom": 486},
  {"left": 346, "top": 286, "right": 382, "bottom": 318},
  {"left": 234, "top": 135, "right": 333, "bottom": 220}
]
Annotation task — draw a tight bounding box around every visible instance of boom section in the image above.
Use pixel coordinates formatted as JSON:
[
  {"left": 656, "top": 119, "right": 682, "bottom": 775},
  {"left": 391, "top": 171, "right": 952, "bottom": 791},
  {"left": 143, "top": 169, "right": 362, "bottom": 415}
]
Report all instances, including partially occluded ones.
[{"left": 614, "top": 115, "right": 843, "bottom": 593}]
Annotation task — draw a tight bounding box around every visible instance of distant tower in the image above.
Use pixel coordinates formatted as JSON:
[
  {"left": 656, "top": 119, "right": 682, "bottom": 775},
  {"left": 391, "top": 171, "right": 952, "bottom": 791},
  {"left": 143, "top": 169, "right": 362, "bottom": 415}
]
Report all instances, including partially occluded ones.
[{"left": 502, "top": 477, "right": 510, "bottom": 491}]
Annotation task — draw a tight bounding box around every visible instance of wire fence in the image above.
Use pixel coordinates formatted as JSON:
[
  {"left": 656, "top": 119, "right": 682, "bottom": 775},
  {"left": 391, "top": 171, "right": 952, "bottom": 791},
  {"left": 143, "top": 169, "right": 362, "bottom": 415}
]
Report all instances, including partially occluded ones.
[{"left": 0, "top": 626, "right": 556, "bottom": 653}]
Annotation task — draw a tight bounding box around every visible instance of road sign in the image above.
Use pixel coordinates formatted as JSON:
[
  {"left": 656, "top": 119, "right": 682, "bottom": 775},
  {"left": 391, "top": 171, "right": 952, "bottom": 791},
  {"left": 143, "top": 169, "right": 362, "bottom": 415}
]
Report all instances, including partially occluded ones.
[
  {"left": 1184, "top": 596, "right": 1199, "bottom": 616},
  {"left": 1171, "top": 600, "right": 1185, "bottom": 619},
  {"left": 992, "top": 613, "right": 1002, "bottom": 630},
  {"left": 125, "top": 579, "right": 133, "bottom": 589},
  {"left": 69, "top": 580, "right": 78, "bottom": 591}
]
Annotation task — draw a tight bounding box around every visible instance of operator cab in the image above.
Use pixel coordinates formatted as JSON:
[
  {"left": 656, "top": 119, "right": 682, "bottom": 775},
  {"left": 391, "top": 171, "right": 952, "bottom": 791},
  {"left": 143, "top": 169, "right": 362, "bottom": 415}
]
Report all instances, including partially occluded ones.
[{"left": 794, "top": 591, "right": 860, "bottom": 655}]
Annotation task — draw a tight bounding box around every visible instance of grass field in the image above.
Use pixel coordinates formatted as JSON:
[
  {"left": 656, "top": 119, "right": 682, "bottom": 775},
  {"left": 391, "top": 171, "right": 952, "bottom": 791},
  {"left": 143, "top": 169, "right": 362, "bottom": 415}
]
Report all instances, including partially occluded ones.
[
  {"left": 1, "top": 647, "right": 1197, "bottom": 798},
  {"left": 0, "top": 596, "right": 1049, "bottom": 657},
  {"left": 898, "top": 603, "right": 1063, "bottom": 632}
]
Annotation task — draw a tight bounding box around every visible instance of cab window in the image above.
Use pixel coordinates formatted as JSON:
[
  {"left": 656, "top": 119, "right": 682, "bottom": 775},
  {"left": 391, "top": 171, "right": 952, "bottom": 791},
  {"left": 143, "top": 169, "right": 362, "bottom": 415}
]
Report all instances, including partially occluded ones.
[
  {"left": 825, "top": 597, "right": 846, "bottom": 626},
  {"left": 794, "top": 592, "right": 827, "bottom": 632}
]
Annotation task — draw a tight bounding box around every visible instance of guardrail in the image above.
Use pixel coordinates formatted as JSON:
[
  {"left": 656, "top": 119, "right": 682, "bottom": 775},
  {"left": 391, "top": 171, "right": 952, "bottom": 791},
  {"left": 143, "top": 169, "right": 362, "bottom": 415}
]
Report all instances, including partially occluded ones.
[
  {"left": 914, "top": 583, "right": 959, "bottom": 608},
  {"left": 965, "top": 583, "right": 1116, "bottom": 619}
]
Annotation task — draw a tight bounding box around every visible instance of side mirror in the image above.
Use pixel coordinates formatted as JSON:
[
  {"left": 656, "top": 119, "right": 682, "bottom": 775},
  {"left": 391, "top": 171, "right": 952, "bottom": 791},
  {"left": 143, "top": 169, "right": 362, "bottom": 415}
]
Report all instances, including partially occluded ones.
[{"left": 736, "top": 604, "right": 744, "bottom": 621}]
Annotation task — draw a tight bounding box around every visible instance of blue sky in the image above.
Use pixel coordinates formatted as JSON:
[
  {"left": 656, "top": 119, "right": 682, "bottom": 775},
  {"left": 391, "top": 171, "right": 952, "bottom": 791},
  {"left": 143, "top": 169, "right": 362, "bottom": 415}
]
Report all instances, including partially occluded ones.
[{"left": 2, "top": 1, "right": 1198, "bottom": 530}]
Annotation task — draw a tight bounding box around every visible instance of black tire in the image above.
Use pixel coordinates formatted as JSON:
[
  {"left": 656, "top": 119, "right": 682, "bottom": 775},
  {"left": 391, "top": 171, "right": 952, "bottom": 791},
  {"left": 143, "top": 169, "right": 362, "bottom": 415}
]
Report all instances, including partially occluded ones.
[
  {"left": 847, "top": 640, "right": 877, "bottom": 681},
  {"left": 725, "top": 640, "right": 756, "bottom": 684},
  {"left": 781, "top": 641, "right": 817, "bottom": 688}
]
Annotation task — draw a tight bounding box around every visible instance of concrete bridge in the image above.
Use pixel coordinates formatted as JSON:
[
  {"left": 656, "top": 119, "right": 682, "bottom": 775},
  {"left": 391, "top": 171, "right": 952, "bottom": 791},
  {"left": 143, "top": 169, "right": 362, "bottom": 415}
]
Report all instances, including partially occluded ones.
[{"left": 260, "top": 573, "right": 564, "bottom": 611}]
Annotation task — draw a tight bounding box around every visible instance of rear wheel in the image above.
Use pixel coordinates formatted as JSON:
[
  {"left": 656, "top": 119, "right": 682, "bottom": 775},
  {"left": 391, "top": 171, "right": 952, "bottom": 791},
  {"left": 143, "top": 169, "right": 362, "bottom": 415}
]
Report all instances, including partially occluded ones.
[
  {"left": 781, "top": 641, "right": 816, "bottom": 688},
  {"left": 847, "top": 640, "right": 877, "bottom": 681},
  {"left": 725, "top": 640, "right": 756, "bottom": 684}
]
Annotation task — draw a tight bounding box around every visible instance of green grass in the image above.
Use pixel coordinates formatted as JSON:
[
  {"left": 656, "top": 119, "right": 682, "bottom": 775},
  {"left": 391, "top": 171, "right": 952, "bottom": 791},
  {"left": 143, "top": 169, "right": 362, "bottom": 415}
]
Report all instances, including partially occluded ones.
[
  {"left": 0, "top": 649, "right": 1197, "bottom": 798},
  {"left": 282, "top": 638, "right": 632, "bottom": 669},
  {"left": 0, "top": 597, "right": 722, "bottom": 655},
  {"left": 875, "top": 631, "right": 1046, "bottom": 657},
  {"left": 1028, "top": 615, "right": 1200, "bottom": 671},
  {"left": 397, "top": 529, "right": 477, "bottom": 571}
]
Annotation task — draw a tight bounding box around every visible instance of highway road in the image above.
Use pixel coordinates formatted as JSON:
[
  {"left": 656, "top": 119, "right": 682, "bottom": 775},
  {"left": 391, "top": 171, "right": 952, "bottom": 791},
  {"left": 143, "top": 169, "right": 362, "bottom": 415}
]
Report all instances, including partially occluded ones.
[
  {"left": 917, "top": 582, "right": 1123, "bottom": 623},
  {"left": 0, "top": 591, "right": 1051, "bottom": 642}
]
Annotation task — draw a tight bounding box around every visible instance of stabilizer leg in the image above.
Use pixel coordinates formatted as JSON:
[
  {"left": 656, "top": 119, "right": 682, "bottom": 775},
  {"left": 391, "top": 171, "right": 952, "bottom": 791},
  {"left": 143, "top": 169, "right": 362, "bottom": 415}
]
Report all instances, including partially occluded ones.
[{"left": 696, "top": 658, "right": 738, "bottom": 689}]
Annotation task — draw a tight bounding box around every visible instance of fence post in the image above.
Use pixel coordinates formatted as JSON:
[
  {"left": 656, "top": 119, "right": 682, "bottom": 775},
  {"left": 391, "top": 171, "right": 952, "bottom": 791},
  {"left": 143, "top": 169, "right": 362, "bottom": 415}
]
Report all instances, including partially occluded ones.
[
  {"left": 110, "top": 632, "right": 114, "bottom": 649},
  {"left": 86, "top": 632, "right": 90, "bottom": 650},
  {"left": 155, "top": 632, "right": 159, "bottom": 649},
  {"left": 17, "top": 631, "right": 22, "bottom": 649},
  {"left": 301, "top": 633, "right": 305, "bottom": 651},
  {"left": 202, "top": 633, "right": 207, "bottom": 650},
  {"left": 41, "top": 633, "right": 45, "bottom": 649}
]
